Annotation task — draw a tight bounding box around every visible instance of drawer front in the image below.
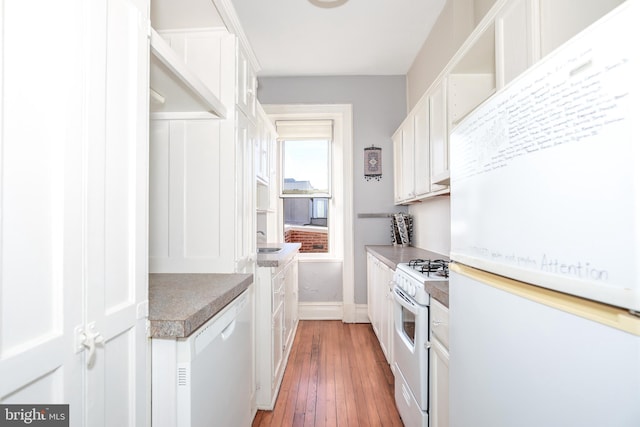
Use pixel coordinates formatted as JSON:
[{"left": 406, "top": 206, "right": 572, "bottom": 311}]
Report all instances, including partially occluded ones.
[{"left": 431, "top": 298, "right": 449, "bottom": 349}]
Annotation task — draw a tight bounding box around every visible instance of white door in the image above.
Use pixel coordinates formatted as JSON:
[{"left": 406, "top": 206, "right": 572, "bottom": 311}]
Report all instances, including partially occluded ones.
[
  {"left": 0, "top": 0, "right": 86, "bottom": 419},
  {"left": 84, "top": 0, "right": 149, "bottom": 425},
  {"left": 0, "top": 0, "right": 149, "bottom": 425}
]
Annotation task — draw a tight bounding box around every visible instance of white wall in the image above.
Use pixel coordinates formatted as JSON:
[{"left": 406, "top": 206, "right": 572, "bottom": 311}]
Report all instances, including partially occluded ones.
[
  {"left": 408, "top": 197, "right": 451, "bottom": 257},
  {"left": 406, "top": 0, "right": 475, "bottom": 111},
  {"left": 258, "top": 76, "right": 407, "bottom": 304}
]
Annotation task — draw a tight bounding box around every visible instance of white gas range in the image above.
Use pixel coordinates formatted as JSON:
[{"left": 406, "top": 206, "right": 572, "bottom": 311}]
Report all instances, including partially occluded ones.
[{"left": 392, "top": 258, "right": 449, "bottom": 427}]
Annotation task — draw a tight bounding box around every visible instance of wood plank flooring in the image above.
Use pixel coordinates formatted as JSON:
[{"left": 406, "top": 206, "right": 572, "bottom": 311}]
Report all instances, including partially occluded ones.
[{"left": 252, "top": 320, "right": 403, "bottom": 427}]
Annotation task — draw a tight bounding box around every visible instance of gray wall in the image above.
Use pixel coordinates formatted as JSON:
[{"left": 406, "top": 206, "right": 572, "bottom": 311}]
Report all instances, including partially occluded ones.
[{"left": 258, "top": 76, "right": 407, "bottom": 304}]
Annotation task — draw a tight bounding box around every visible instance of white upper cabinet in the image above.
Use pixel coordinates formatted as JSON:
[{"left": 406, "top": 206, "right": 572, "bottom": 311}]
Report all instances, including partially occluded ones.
[
  {"left": 413, "top": 98, "right": 431, "bottom": 197},
  {"left": 235, "top": 109, "right": 257, "bottom": 273},
  {"left": 392, "top": 120, "right": 415, "bottom": 203},
  {"left": 394, "top": 79, "right": 451, "bottom": 205},
  {"left": 394, "top": 0, "right": 623, "bottom": 203},
  {"left": 237, "top": 43, "right": 258, "bottom": 122},
  {"left": 256, "top": 104, "right": 275, "bottom": 186},
  {"left": 393, "top": 130, "right": 405, "bottom": 204},
  {"left": 430, "top": 79, "right": 449, "bottom": 189}
]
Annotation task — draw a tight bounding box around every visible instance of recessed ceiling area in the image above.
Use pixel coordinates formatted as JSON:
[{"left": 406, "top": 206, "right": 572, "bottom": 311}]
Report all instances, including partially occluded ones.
[{"left": 228, "top": 0, "right": 447, "bottom": 77}]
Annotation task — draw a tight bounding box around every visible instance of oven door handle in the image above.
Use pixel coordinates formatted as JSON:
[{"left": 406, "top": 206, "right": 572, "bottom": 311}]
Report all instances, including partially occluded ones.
[{"left": 393, "top": 287, "right": 419, "bottom": 315}]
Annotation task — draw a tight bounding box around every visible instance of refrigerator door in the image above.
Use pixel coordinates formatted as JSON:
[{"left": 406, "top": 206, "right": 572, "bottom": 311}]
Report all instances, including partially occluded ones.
[
  {"left": 449, "top": 265, "right": 640, "bottom": 427},
  {"left": 449, "top": 1, "right": 640, "bottom": 310}
]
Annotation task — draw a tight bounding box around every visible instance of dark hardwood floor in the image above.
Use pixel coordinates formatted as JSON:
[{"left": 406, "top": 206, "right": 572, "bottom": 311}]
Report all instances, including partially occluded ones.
[{"left": 252, "top": 320, "right": 403, "bottom": 427}]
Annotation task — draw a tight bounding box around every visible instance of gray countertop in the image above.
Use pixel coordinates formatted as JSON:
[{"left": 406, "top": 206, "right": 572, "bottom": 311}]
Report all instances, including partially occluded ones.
[
  {"left": 257, "top": 242, "right": 301, "bottom": 267},
  {"left": 149, "top": 273, "right": 253, "bottom": 338},
  {"left": 365, "top": 245, "right": 450, "bottom": 307}
]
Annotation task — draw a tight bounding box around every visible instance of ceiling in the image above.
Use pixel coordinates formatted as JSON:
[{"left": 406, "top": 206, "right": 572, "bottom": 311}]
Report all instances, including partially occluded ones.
[{"left": 228, "top": 0, "right": 447, "bottom": 77}]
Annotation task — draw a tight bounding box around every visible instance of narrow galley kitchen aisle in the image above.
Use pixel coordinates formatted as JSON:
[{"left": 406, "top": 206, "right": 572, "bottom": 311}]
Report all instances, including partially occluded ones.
[{"left": 252, "top": 321, "right": 403, "bottom": 427}]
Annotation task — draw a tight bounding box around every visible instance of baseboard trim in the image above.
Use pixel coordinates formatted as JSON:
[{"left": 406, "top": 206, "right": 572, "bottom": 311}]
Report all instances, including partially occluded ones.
[
  {"left": 353, "top": 304, "right": 370, "bottom": 323},
  {"left": 297, "top": 303, "right": 371, "bottom": 323}
]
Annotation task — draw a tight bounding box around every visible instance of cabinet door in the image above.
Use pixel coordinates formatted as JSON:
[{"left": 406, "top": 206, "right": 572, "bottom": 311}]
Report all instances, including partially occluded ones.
[
  {"left": 85, "top": 0, "right": 149, "bottom": 424},
  {"left": 271, "top": 305, "right": 285, "bottom": 386},
  {"left": 255, "top": 107, "right": 273, "bottom": 185},
  {"left": 0, "top": 0, "right": 86, "bottom": 412},
  {"left": 392, "top": 119, "right": 416, "bottom": 203},
  {"left": 284, "top": 258, "right": 299, "bottom": 349},
  {"left": 235, "top": 110, "right": 256, "bottom": 273},
  {"left": 236, "top": 44, "right": 257, "bottom": 121},
  {"left": 378, "top": 262, "right": 393, "bottom": 364},
  {"left": 0, "top": 1, "right": 149, "bottom": 425},
  {"left": 367, "top": 254, "right": 375, "bottom": 323},
  {"left": 496, "top": 0, "right": 540, "bottom": 89},
  {"left": 401, "top": 121, "right": 415, "bottom": 200},
  {"left": 413, "top": 98, "right": 431, "bottom": 197},
  {"left": 430, "top": 299, "right": 449, "bottom": 427},
  {"left": 430, "top": 339, "right": 450, "bottom": 427},
  {"left": 367, "top": 255, "right": 376, "bottom": 331},
  {"left": 429, "top": 80, "right": 449, "bottom": 189},
  {"left": 392, "top": 131, "right": 404, "bottom": 204}
]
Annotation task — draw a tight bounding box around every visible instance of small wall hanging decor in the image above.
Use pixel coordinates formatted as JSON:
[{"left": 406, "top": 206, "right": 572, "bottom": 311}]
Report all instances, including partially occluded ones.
[{"left": 364, "top": 145, "right": 382, "bottom": 181}]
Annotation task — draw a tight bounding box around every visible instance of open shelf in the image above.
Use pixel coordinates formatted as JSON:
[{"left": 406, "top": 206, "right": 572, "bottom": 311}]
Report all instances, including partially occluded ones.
[
  {"left": 149, "top": 28, "right": 227, "bottom": 118},
  {"left": 448, "top": 22, "right": 496, "bottom": 127}
]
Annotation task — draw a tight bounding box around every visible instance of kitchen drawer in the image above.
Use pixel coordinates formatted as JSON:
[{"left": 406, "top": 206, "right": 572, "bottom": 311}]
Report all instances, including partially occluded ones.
[{"left": 431, "top": 298, "right": 449, "bottom": 349}]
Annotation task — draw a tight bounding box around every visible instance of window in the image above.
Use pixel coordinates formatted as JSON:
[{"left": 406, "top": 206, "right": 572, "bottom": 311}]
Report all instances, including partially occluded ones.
[
  {"left": 282, "top": 139, "right": 330, "bottom": 197},
  {"left": 277, "top": 120, "right": 333, "bottom": 253},
  {"left": 264, "top": 103, "right": 354, "bottom": 321}
]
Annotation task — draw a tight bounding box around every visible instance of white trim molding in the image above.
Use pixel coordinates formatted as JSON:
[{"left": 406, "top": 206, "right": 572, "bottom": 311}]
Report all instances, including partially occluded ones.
[
  {"left": 298, "top": 302, "right": 343, "bottom": 320},
  {"left": 297, "top": 303, "right": 369, "bottom": 323}
]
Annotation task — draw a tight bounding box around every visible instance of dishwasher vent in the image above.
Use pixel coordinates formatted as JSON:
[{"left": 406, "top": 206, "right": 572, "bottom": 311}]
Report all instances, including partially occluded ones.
[{"left": 177, "top": 366, "right": 189, "bottom": 387}]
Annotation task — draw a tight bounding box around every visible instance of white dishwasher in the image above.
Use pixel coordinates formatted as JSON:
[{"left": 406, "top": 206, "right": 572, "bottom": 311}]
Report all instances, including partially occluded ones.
[{"left": 152, "top": 289, "right": 253, "bottom": 427}]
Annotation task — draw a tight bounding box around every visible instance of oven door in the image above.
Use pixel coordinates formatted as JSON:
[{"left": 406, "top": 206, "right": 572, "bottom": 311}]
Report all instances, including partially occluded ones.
[{"left": 393, "top": 286, "right": 430, "bottom": 410}]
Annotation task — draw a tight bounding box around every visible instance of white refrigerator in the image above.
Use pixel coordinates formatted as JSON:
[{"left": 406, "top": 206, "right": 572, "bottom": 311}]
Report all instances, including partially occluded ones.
[{"left": 448, "top": 2, "right": 640, "bottom": 426}]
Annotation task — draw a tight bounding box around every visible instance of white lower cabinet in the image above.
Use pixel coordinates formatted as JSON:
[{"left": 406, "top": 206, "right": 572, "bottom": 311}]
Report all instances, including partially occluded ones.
[
  {"left": 430, "top": 298, "right": 450, "bottom": 427},
  {"left": 255, "top": 254, "right": 299, "bottom": 409},
  {"left": 366, "top": 253, "right": 394, "bottom": 365}
]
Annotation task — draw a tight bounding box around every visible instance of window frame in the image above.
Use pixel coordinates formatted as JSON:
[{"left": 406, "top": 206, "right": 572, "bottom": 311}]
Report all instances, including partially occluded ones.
[{"left": 263, "top": 103, "right": 355, "bottom": 322}]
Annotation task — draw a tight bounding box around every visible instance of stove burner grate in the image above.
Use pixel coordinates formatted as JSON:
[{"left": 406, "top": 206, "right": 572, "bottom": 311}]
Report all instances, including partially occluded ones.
[{"left": 408, "top": 258, "right": 449, "bottom": 278}]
